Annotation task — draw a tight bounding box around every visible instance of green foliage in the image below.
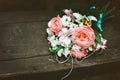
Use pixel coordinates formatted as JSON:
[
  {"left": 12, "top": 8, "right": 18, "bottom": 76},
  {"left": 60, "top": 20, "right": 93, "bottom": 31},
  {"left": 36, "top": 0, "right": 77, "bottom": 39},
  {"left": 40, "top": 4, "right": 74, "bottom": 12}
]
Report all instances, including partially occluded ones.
[
  {"left": 92, "top": 21, "right": 102, "bottom": 45},
  {"left": 100, "top": 2, "right": 115, "bottom": 22},
  {"left": 70, "top": 2, "right": 114, "bottom": 22},
  {"left": 95, "top": 31, "right": 101, "bottom": 45},
  {"left": 49, "top": 45, "right": 64, "bottom": 53},
  {"left": 101, "top": 2, "right": 111, "bottom": 14},
  {"left": 92, "top": 21, "right": 103, "bottom": 34}
]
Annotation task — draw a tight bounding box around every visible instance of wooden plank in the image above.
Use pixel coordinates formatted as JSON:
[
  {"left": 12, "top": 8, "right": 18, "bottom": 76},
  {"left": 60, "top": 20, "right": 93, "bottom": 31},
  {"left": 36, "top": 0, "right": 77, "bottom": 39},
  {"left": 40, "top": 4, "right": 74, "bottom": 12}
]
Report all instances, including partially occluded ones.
[
  {"left": 0, "top": 48, "right": 119, "bottom": 76},
  {"left": 0, "top": 18, "right": 120, "bottom": 61},
  {"left": 0, "top": 62, "right": 120, "bottom": 80},
  {"left": 0, "top": 11, "right": 57, "bottom": 24},
  {"left": 0, "top": 22, "right": 50, "bottom": 61},
  {"left": 0, "top": 0, "right": 119, "bottom": 78},
  {"left": 0, "top": 2, "right": 119, "bottom": 61},
  {"left": 0, "top": 0, "right": 101, "bottom": 11}
]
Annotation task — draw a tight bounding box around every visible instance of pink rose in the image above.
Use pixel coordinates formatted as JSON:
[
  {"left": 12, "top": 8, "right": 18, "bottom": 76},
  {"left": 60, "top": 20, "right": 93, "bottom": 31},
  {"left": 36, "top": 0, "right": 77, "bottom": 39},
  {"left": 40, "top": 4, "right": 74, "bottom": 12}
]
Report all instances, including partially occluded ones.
[
  {"left": 72, "top": 26, "right": 95, "bottom": 49},
  {"left": 70, "top": 49, "right": 87, "bottom": 59},
  {"left": 50, "top": 16, "right": 62, "bottom": 35}
]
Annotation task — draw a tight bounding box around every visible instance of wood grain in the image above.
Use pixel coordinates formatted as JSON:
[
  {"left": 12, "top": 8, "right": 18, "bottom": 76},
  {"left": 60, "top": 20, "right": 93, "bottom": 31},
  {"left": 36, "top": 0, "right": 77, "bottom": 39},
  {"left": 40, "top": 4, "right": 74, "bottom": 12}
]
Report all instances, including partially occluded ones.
[{"left": 0, "top": 0, "right": 119, "bottom": 79}]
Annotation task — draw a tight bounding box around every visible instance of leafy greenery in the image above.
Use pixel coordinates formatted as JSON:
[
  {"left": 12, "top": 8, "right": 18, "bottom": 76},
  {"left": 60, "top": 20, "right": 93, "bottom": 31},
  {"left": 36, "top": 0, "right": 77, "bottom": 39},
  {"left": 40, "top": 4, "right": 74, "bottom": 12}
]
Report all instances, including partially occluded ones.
[
  {"left": 101, "top": 2, "right": 115, "bottom": 22},
  {"left": 92, "top": 21, "right": 103, "bottom": 34},
  {"left": 49, "top": 45, "right": 65, "bottom": 53},
  {"left": 95, "top": 31, "right": 101, "bottom": 44}
]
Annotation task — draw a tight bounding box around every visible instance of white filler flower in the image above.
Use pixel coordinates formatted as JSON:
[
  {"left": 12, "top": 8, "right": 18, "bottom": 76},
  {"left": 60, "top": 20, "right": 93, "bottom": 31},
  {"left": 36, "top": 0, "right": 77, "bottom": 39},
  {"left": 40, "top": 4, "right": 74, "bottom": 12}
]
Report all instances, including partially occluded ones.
[
  {"left": 48, "top": 35, "right": 59, "bottom": 47},
  {"left": 61, "top": 15, "right": 71, "bottom": 26}
]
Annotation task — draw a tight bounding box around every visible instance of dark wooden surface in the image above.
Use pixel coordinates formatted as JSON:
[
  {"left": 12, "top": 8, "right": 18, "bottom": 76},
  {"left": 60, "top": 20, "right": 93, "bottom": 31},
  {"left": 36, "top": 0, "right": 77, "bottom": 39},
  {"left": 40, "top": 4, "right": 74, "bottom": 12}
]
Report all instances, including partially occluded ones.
[{"left": 0, "top": 0, "right": 120, "bottom": 80}]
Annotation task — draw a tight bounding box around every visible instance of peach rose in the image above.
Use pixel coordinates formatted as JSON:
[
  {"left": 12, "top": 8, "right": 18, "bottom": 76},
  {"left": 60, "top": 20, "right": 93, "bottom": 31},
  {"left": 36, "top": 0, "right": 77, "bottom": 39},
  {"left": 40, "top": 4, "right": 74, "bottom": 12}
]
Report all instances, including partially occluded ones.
[
  {"left": 70, "top": 49, "right": 87, "bottom": 59},
  {"left": 72, "top": 26, "right": 95, "bottom": 49},
  {"left": 49, "top": 16, "right": 62, "bottom": 35}
]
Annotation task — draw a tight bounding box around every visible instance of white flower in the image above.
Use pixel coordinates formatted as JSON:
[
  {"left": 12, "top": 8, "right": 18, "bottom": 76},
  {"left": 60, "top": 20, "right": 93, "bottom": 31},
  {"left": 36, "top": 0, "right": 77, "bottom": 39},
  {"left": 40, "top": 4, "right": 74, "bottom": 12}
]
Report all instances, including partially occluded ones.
[
  {"left": 59, "top": 35, "right": 71, "bottom": 47},
  {"left": 88, "top": 46, "right": 93, "bottom": 51},
  {"left": 58, "top": 28, "right": 68, "bottom": 37},
  {"left": 72, "top": 45, "right": 81, "bottom": 50},
  {"left": 46, "top": 28, "right": 53, "bottom": 35},
  {"left": 101, "top": 37, "right": 107, "bottom": 45},
  {"left": 96, "top": 44, "right": 101, "bottom": 51},
  {"left": 73, "top": 13, "right": 83, "bottom": 23},
  {"left": 57, "top": 48, "right": 70, "bottom": 57},
  {"left": 73, "top": 13, "right": 83, "bottom": 20},
  {"left": 48, "top": 21, "right": 51, "bottom": 27},
  {"left": 79, "top": 23, "right": 84, "bottom": 27},
  {"left": 83, "top": 15, "right": 89, "bottom": 21},
  {"left": 57, "top": 49, "right": 64, "bottom": 57},
  {"left": 68, "top": 23, "right": 78, "bottom": 31},
  {"left": 63, "top": 47, "right": 70, "bottom": 57},
  {"left": 48, "top": 35, "right": 59, "bottom": 47},
  {"left": 61, "top": 28, "right": 68, "bottom": 33},
  {"left": 61, "top": 15, "right": 71, "bottom": 26},
  {"left": 69, "top": 23, "right": 78, "bottom": 28},
  {"left": 88, "top": 16, "right": 97, "bottom": 21}
]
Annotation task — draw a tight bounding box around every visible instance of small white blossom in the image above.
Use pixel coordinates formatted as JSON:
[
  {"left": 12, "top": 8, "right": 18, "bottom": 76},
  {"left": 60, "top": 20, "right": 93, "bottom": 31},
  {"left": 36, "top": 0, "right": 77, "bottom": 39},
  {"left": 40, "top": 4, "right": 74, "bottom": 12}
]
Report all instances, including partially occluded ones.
[
  {"left": 61, "top": 15, "right": 71, "bottom": 26},
  {"left": 69, "top": 23, "right": 78, "bottom": 28},
  {"left": 83, "top": 15, "right": 89, "bottom": 21},
  {"left": 58, "top": 28, "right": 68, "bottom": 37},
  {"left": 48, "top": 21, "right": 51, "bottom": 27},
  {"left": 63, "top": 48, "right": 70, "bottom": 57},
  {"left": 57, "top": 49, "right": 64, "bottom": 57},
  {"left": 88, "top": 46, "right": 93, "bottom": 51},
  {"left": 59, "top": 35, "right": 71, "bottom": 47},
  {"left": 73, "top": 13, "right": 83, "bottom": 23},
  {"left": 48, "top": 36, "right": 59, "bottom": 47},
  {"left": 69, "top": 23, "right": 78, "bottom": 31},
  {"left": 96, "top": 44, "right": 101, "bottom": 51},
  {"left": 73, "top": 13, "right": 83, "bottom": 20},
  {"left": 72, "top": 45, "right": 81, "bottom": 50},
  {"left": 79, "top": 23, "right": 84, "bottom": 27},
  {"left": 46, "top": 28, "right": 53, "bottom": 35},
  {"left": 88, "top": 16, "right": 97, "bottom": 21}
]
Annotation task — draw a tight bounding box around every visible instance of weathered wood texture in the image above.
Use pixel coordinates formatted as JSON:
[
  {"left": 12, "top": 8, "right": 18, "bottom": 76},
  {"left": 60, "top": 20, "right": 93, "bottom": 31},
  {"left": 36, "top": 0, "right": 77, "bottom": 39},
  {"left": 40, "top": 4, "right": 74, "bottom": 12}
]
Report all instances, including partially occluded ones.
[
  {"left": 0, "top": 0, "right": 120, "bottom": 79},
  {"left": 0, "top": 0, "right": 108, "bottom": 11}
]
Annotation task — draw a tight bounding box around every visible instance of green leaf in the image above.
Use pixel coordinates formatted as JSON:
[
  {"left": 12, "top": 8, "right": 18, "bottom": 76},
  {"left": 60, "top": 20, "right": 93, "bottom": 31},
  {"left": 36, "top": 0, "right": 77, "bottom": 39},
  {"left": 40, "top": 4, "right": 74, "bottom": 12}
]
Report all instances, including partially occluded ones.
[
  {"left": 100, "top": 2, "right": 115, "bottom": 21},
  {"left": 56, "top": 45, "right": 64, "bottom": 52},
  {"left": 101, "top": 2, "right": 110, "bottom": 14},
  {"left": 95, "top": 31, "right": 101, "bottom": 44},
  {"left": 92, "top": 21, "right": 103, "bottom": 34},
  {"left": 49, "top": 45, "right": 65, "bottom": 53},
  {"left": 49, "top": 48, "right": 56, "bottom": 53},
  {"left": 103, "top": 15, "right": 114, "bottom": 22},
  {"left": 103, "top": 7, "right": 115, "bottom": 17}
]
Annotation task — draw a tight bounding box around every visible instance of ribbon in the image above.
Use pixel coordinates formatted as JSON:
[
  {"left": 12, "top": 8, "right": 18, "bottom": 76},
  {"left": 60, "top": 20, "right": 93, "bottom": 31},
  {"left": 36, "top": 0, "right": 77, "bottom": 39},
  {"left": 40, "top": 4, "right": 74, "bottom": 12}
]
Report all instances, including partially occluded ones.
[{"left": 97, "top": 13, "right": 103, "bottom": 32}]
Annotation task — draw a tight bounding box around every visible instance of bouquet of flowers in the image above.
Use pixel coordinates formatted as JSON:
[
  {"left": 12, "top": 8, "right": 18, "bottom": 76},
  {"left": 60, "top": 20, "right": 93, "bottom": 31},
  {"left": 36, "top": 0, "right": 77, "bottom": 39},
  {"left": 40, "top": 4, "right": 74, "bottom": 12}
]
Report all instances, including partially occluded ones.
[
  {"left": 46, "top": 3, "right": 114, "bottom": 62},
  {"left": 46, "top": 3, "right": 114, "bottom": 80}
]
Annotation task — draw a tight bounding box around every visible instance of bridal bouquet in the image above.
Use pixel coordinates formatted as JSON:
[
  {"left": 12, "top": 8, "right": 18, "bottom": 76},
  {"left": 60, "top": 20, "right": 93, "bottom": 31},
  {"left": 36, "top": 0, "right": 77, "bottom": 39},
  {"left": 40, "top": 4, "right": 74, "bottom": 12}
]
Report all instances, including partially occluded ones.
[
  {"left": 46, "top": 3, "right": 114, "bottom": 80},
  {"left": 46, "top": 3, "right": 113, "bottom": 62}
]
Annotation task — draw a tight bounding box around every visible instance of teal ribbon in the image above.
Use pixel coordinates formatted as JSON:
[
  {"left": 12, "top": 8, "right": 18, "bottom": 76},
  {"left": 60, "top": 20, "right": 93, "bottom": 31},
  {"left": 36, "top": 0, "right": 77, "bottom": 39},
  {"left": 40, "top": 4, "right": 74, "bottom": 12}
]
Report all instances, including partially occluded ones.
[
  {"left": 90, "top": 6, "right": 103, "bottom": 32},
  {"left": 97, "top": 13, "right": 103, "bottom": 32}
]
